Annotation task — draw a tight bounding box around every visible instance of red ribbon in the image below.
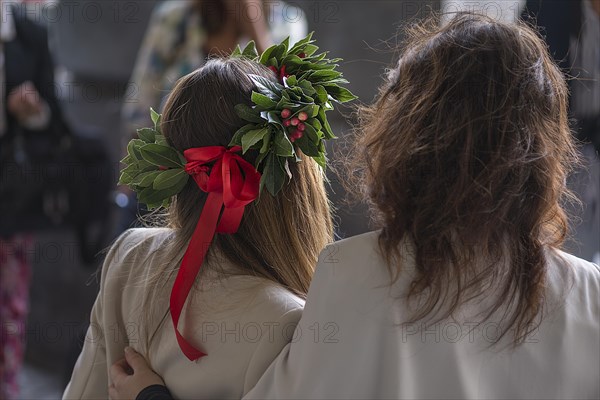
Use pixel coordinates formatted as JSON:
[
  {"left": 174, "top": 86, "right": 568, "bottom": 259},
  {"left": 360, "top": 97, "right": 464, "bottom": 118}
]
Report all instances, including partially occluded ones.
[{"left": 170, "top": 145, "right": 261, "bottom": 361}]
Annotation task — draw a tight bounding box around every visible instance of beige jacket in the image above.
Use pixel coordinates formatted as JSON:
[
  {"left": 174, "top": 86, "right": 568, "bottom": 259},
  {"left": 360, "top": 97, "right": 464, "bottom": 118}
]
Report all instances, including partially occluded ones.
[
  {"left": 63, "top": 228, "right": 304, "bottom": 400},
  {"left": 247, "top": 231, "right": 600, "bottom": 399}
]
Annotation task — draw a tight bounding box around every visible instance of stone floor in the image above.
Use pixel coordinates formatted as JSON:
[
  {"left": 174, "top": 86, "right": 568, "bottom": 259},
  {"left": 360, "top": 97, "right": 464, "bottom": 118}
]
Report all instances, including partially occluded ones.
[{"left": 18, "top": 365, "right": 63, "bottom": 400}]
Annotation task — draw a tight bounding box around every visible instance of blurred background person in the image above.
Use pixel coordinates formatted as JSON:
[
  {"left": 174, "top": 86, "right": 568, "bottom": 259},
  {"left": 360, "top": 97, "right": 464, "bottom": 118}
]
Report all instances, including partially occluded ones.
[
  {"left": 117, "top": 0, "right": 307, "bottom": 231},
  {"left": 0, "top": 0, "right": 62, "bottom": 398},
  {"left": 122, "top": 0, "right": 307, "bottom": 139}
]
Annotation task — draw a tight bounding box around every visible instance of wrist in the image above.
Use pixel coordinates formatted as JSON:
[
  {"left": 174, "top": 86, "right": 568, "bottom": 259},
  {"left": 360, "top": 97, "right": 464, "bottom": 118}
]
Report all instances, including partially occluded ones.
[{"left": 136, "top": 384, "right": 172, "bottom": 400}]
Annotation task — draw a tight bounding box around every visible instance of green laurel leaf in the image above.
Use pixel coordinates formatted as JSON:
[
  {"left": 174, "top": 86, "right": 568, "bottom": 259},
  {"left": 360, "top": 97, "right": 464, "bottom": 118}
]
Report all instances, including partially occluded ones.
[
  {"left": 273, "top": 130, "right": 294, "bottom": 157},
  {"left": 322, "top": 84, "right": 358, "bottom": 103},
  {"left": 288, "top": 31, "right": 314, "bottom": 55},
  {"left": 318, "top": 108, "right": 336, "bottom": 139},
  {"left": 138, "top": 176, "right": 188, "bottom": 209},
  {"left": 234, "top": 104, "right": 265, "bottom": 124},
  {"left": 137, "top": 128, "right": 157, "bottom": 143},
  {"left": 132, "top": 170, "right": 161, "bottom": 187},
  {"left": 303, "top": 123, "right": 320, "bottom": 144},
  {"left": 150, "top": 108, "right": 161, "bottom": 127},
  {"left": 314, "top": 85, "right": 328, "bottom": 103},
  {"left": 261, "top": 153, "right": 286, "bottom": 195},
  {"left": 295, "top": 134, "right": 320, "bottom": 157},
  {"left": 230, "top": 124, "right": 257, "bottom": 146},
  {"left": 310, "top": 70, "right": 342, "bottom": 82},
  {"left": 283, "top": 75, "right": 298, "bottom": 87},
  {"left": 153, "top": 169, "right": 188, "bottom": 190},
  {"left": 231, "top": 44, "right": 242, "bottom": 57},
  {"left": 259, "top": 44, "right": 277, "bottom": 64},
  {"left": 313, "top": 152, "right": 327, "bottom": 169},
  {"left": 242, "top": 40, "right": 258, "bottom": 58},
  {"left": 127, "top": 139, "right": 143, "bottom": 160},
  {"left": 118, "top": 171, "right": 134, "bottom": 185},
  {"left": 249, "top": 74, "right": 284, "bottom": 97},
  {"left": 260, "top": 131, "right": 272, "bottom": 154},
  {"left": 140, "top": 144, "right": 184, "bottom": 168},
  {"left": 241, "top": 127, "right": 269, "bottom": 153},
  {"left": 302, "top": 44, "right": 319, "bottom": 57},
  {"left": 251, "top": 91, "right": 277, "bottom": 108}
]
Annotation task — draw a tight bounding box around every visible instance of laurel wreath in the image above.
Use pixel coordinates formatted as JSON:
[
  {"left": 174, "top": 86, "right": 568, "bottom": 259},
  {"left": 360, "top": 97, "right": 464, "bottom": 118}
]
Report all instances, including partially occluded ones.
[{"left": 118, "top": 33, "right": 356, "bottom": 208}]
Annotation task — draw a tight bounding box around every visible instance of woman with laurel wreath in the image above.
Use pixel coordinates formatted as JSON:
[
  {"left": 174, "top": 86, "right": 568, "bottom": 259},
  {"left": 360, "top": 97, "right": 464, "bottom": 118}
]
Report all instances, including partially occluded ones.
[
  {"left": 108, "top": 13, "right": 599, "bottom": 400},
  {"left": 63, "top": 35, "right": 355, "bottom": 400}
]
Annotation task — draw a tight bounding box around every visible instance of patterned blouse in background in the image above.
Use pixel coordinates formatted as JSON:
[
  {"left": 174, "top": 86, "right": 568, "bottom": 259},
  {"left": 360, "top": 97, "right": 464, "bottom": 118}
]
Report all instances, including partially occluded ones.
[
  {"left": 122, "top": 0, "right": 308, "bottom": 135},
  {"left": 0, "top": 235, "right": 32, "bottom": 400}
]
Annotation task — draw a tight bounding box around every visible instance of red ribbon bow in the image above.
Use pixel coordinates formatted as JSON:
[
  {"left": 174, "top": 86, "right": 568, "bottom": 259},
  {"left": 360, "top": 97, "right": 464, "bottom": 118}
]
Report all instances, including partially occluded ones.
[{"left": 171, "top": 146, "right": 261, "bottom": 361}]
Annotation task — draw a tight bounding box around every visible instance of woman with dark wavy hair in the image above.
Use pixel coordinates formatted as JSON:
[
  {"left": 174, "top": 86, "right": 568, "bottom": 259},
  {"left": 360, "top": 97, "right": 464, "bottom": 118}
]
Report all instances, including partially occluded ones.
[{"left": 110, "top": 13, "right": 599, "bottom": 400}]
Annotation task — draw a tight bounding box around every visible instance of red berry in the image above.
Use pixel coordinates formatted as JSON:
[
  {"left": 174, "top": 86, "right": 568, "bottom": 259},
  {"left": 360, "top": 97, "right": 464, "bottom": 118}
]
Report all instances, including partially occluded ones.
[
  {"left": 298, "top": 52, "right": 306, "bottom": 58},
  {"left": 298, "top": 111, "right": 308, "bottom": 121},
  {"left": 281, "top": 109, "right": 292, "bottom": 119},
  {"left": 159, "top": 166, "right": 168, "bottom": 171},
  {"left": 297, "top": 122, "right": 306, "bottom": 131},
  {"left": 283, "top": 119, "right": 291, "bottom": 127},
  {"left": 290, "top": 117, "right": 300, "bottom": 126},
  {"left": 289, "top": 129, "right": 302, "bottom": 139}
]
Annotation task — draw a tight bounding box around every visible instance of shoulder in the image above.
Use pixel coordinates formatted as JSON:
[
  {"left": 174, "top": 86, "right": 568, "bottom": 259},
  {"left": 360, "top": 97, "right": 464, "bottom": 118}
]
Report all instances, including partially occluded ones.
[
  {"left": 107, "top": 227, "right": 174, "bottom": 260},
  {"left": 101, "top": 227, "right": 174, "bottom": 283},
  {"left": 547, "top": 248, "right": 600, "bottom": 295},
  {"left": 315, "top": 230, "right": 384, "bottom": 279},
  {"left": 303, "top": 231, "right": 397, "bottom": 310},
  {"left": 544, "top": 248, "right": 600, "bottom": 328},
  {"left": 216, "top": 275, "right": 305, "bottom": 320}
]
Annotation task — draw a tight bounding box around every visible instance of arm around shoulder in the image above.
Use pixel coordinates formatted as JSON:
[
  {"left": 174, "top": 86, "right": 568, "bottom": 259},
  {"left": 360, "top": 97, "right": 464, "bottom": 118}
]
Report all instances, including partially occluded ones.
[{"left": 242, "top": 293, "right": 304, "bottom": 395}]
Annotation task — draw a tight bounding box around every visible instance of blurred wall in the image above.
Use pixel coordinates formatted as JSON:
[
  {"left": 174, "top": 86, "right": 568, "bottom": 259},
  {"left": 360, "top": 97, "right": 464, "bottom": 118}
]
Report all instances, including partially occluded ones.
[
  {"left": 49, "top": 0, "right": 159, "bottom": 167},
  {"left": 296, "top": 0, "right": 440, "bottom": 237}
]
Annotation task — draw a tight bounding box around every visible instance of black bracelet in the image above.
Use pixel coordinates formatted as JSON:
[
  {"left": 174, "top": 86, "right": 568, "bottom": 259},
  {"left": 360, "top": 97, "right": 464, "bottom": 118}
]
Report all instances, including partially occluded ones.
[{"left": 136, "top": 384, "right": 173, "bottom": 400}]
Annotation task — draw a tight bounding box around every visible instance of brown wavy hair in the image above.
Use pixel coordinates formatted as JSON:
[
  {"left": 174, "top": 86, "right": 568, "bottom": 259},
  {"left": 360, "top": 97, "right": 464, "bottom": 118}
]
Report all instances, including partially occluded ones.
[{"left": 344, "top": 13, "right": 580, "bottom": 345}]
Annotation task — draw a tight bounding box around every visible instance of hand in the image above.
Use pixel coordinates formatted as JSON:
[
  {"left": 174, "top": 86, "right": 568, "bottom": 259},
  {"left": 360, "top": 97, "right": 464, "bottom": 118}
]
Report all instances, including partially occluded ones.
[
  {"left": 108, "top": 347, "right": 166, "bottom": 400},
  {"left": 7, "top": 81, "right": 43, "bottom": 121}
]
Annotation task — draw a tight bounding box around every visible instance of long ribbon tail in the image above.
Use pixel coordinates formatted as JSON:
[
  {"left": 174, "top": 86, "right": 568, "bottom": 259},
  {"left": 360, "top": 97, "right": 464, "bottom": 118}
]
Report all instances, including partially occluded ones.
[{"left": 169, "top": 191, "right": 223, "bottom": 361}]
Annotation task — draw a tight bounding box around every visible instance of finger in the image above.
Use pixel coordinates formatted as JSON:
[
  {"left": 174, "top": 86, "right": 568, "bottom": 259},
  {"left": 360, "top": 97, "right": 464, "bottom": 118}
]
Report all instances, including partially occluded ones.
[
  {"left": 24, "top": 93, "right": 41, "bottom": 111},
  {"left": 108, "top": 385, "right": 119, "bottom": 400},
  {"left": 20, "top": 81, "right": 36, "bottom": 93},
  {"left": 124, "top": 346, "right": 149, "bottom": 372},
  {"left": 109, "top": 358, "right": 131, "bottom": 383},
  {"left": 7, "top": 92, "right": 21, "bottom": 113}
]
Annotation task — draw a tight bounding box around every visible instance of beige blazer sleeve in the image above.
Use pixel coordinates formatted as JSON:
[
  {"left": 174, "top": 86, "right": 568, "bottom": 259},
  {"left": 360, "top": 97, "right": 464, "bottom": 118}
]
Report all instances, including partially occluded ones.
[
  {"left": 62, "top": 230, "right": 136, "bottom": 400},
  {"left": 241, "top": 306, "right": 303, "bottom": 394}
]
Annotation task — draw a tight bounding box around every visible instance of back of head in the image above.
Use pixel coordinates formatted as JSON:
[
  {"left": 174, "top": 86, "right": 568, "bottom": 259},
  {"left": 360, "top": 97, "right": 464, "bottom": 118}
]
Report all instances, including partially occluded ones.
[
  {"left": 160, "top": 57, "right": 333, "bottom": 297},
  {"left": 347, "top": 13, "right": 579, "bottom": 344}
]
